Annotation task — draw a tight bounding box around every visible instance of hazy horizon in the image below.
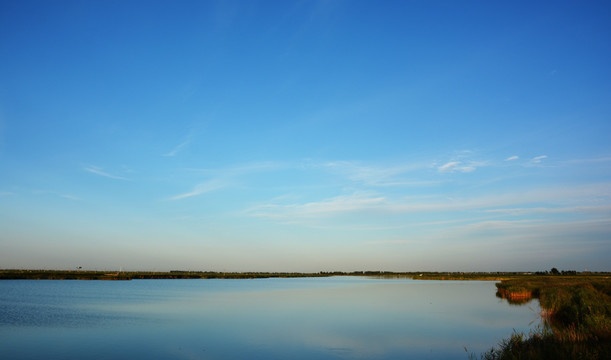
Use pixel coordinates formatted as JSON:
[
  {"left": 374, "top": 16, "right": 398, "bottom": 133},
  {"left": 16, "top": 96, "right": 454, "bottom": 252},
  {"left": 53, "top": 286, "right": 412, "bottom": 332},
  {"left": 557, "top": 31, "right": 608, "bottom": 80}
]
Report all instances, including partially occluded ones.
[{"left": 1, "top": 1, "right": 610, "bottom": 272}]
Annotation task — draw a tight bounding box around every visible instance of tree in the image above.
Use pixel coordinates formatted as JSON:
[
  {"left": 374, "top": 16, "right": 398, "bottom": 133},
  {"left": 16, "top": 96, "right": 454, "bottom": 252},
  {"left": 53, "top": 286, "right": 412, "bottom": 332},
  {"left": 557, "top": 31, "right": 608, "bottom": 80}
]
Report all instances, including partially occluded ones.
[{"left": 550, "top": 267, "right": 560, "bottom": 275}]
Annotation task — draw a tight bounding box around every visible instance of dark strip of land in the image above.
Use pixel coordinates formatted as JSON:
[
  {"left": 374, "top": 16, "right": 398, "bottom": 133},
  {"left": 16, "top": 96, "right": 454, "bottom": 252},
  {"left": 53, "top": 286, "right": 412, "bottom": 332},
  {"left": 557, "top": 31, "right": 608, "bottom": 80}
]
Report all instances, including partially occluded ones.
[
  {"left": 0, "top": 269, "right": 337, "bottom": 280},
  {"left": 1, "top": 269, "right": 608, "bottom": 281}
]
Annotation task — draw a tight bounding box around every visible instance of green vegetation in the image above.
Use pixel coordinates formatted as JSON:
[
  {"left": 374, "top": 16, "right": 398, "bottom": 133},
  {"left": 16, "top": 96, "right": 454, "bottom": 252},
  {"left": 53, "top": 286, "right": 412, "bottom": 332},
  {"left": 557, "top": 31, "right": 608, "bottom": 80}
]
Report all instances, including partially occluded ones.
[{"left": 481, "top": 274, "right": 611, "bottom": 360}]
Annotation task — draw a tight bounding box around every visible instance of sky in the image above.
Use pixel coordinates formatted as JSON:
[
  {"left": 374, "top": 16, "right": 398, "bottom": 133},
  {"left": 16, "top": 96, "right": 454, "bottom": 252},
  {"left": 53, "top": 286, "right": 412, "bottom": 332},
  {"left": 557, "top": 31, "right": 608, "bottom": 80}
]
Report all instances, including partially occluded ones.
[{"left": 1, "top": 0, "right": 610, "bottom": 272}]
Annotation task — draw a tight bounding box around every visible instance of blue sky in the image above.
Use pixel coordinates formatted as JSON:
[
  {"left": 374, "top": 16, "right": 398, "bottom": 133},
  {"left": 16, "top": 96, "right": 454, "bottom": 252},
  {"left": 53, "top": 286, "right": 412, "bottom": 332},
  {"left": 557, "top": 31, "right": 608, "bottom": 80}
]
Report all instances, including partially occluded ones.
[{"left": 1, "top": 0, "right": 610, "bottom": 271}]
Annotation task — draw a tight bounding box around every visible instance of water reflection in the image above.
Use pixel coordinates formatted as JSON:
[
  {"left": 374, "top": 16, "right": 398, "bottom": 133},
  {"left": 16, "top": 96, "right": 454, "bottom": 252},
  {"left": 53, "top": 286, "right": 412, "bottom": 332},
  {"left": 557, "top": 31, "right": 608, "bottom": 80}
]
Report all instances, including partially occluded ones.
[
  {"left": 0, "top": 278, "right": 541, "bottom": 360},
  {"left": 495, "top": 288, "right": 535, "bottom": 305}
]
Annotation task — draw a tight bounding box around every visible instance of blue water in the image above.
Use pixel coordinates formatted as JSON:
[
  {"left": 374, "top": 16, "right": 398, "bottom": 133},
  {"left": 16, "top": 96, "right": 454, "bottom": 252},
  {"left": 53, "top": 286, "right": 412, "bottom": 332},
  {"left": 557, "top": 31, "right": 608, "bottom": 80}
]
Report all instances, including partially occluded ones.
[{"left": 0, "top": 277, "right": 540, "bottom": 359}]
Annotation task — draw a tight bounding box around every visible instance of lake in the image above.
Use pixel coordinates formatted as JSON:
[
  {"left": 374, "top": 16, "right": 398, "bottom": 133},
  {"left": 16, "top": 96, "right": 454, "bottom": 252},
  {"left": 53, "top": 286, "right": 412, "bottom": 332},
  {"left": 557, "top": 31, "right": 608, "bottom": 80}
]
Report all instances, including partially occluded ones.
[{"left": 0, "top": 277, "right": 540, "bottom": 359}]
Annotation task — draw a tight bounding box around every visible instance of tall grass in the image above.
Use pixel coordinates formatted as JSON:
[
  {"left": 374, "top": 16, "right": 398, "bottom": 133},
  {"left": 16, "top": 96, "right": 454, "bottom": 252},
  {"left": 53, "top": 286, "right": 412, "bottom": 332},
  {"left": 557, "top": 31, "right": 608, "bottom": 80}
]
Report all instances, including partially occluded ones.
[{"left": 483, "top": 277, "right": 611, "bottom": 359}]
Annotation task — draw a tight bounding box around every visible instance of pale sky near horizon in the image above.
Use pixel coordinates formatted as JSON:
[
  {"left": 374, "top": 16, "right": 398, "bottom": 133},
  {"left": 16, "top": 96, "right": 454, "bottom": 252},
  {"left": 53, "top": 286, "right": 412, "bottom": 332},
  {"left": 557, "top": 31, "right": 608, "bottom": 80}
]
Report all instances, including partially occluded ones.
[{"left": 1, "top": 0, "right": 610, "bottom": 272}]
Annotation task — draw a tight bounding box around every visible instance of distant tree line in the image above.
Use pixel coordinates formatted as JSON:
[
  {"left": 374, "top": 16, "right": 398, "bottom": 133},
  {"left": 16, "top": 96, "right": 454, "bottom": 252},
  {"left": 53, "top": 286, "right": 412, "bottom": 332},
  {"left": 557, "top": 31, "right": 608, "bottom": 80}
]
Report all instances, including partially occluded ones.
[{"left": 533, "top": 268, "right": 578, "bottom": 275}]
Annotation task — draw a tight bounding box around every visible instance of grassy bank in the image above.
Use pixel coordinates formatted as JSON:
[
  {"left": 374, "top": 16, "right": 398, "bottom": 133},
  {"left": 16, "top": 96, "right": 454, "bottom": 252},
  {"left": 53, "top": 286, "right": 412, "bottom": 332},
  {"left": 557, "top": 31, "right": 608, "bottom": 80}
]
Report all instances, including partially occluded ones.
[{"left": 482, "top": 275, "right": 611, "bottom": 359}]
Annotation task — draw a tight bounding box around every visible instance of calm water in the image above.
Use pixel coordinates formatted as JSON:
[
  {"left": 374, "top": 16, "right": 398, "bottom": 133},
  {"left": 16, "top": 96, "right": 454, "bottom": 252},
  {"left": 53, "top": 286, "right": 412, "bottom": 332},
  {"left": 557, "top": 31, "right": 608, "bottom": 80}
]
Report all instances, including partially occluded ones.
[{"left": 0, "top": 277, "right": 540, "bottom": 359}]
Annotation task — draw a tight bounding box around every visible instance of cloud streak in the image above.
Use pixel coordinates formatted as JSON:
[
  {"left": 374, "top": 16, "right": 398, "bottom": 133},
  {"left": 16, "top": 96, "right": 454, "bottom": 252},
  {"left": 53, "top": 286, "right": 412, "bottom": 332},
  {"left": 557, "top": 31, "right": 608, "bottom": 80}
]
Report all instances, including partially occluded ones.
[
  {"left": 248, "top": 192, "right": 387, "bottom": 220},
  {"left": 31, "top": 190, "right": 81, "bottom": 200},
  {"left": 532, "top": 155, "right": 548, "bottom": 163},
  {"left": 84, "top": 166, "right": 129, "bottom": 180},
  {"left": 437, "top": 161, "right": 476, "bottom": 173},
  {"left": 247, "top": 182, "right": 611, "bottom": 224},
  {"left": 168, "top": 161, "right": 283, "bottom": 200},
  {"left": 169, "top": 179, "right": 228, "bottom": 200},
  {"left": 163, "top": 138, "right": 191, "bottom": 157},
  {"left": 321, "top": 161, "right": 437, "bottom": 187}
]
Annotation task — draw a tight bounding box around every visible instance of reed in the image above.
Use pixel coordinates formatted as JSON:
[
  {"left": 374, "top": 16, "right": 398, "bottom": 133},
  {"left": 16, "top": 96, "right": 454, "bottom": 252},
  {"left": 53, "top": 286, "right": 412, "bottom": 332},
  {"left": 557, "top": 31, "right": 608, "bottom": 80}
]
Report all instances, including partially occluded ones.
[{"left": 482, "top": 276, "right": 611, "bottom": 359}]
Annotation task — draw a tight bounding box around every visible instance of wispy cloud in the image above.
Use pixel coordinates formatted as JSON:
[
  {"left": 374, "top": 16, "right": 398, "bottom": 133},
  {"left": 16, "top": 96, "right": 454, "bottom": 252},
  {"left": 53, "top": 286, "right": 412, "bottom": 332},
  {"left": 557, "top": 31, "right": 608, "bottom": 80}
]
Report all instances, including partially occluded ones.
[
  {"left": 84, "top": 166, "right": 129, "bottom": 180},
  {"left": 248, "top": 192, "right": 387, "bottom": 220},
  {"left": 365, "top": 218, "right": 611, "bottom": 255},
  {"left": 169, "top": 161, "right": 283, "bottom": 200},
  {"left": 59, "top": 194, "right": 81, "bottom": 201},
  {"left": 184, "top": 161, "right": 282, "bottom": 177},
  {"left": 532, "top": 155, "right": 548, "bottom": 163},
  {"left": 485, "top": 205, "right": 611, "bottom": 216},
  {"left": 450, "top": 218, "right": 611, "bottom": 249},
  {"left": 0, "top": 191, "right": 15, "bottom": 197},
  {"left": 505, "top": 155, "right": 519, "bottom": 161},
  {"left": 318, "top": 153, "right": 491, "bottom": 183},
  {"left": 248, "top": 192, "right": 450, "bottom": 222},
  {"left": 31, "top": 189, "right": 81, "bottom": 201},
  {"left": 434, "top": 150, "right": 489, "bottom": 173},
  {"left": 321, "top": 161, "right": 437, "bottom": 187},
  {"left": 438, "top": 161, "right": 459, "bottom": 172},
  {"left": 247, "top": 182, "right": 611, "bottom": 224},
  {"left": 163, "top": 131, "right": 197, "bottom": 157},
  {"left": 437, "top": 161, "right": 476, "bottom": 173},
  {"left": 163, "top": 138, "right": 191, "bottom": 157},
  {"left": 169, "top": 179, "right": 228, "bottom": 200}
]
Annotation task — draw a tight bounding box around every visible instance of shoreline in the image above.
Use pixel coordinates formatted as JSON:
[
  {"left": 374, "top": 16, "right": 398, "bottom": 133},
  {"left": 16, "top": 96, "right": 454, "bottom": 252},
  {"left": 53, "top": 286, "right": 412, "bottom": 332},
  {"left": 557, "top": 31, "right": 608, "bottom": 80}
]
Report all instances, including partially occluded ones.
[{"left": 1, "top": 269, "right": 608, "bottom": 281}]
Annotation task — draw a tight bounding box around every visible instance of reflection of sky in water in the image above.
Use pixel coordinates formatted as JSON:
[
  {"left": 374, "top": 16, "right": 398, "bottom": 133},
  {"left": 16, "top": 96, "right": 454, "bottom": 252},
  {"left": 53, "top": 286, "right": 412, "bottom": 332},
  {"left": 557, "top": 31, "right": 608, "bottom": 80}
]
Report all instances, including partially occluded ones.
[{"left": 0, "top": 278, "right": 541, "bottom": 359}]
